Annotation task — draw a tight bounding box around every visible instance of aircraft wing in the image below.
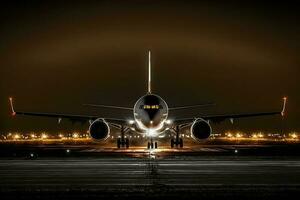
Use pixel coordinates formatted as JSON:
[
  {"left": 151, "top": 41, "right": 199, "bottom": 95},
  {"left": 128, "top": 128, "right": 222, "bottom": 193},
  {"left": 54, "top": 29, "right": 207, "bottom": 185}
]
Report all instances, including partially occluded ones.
[
  {"left": 9, "top": 98, "right": 127, "bottom": 126},
  {"left": 173, "top": 97, "right": 287, "bottom": 125}
]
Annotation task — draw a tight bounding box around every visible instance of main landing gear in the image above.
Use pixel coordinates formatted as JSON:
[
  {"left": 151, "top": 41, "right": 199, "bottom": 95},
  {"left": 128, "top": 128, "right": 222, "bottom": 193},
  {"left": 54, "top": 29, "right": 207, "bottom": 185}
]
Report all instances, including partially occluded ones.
[
  {"left": 117, "top": 126, "right": 129, "bottom": 148},
  {"left": 147, "top": 138, "right": 158, "bottom": 149},
  {"left": 171, "top": 126, "right": 183, "bottom": 148}
]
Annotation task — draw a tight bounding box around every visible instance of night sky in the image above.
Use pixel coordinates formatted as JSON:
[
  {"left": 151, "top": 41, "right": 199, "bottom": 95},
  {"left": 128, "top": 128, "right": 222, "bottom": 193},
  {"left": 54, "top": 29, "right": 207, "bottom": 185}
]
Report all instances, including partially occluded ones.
[{"left": 0, "top": 1, "right": 299, "bottom": 133}]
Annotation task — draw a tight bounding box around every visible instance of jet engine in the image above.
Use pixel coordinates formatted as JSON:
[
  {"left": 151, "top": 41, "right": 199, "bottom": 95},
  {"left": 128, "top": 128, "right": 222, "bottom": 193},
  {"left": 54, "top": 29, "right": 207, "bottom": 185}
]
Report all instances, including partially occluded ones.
[
  {"left": 89, "top": 119, "right": 110, "bottom": 140},
  {"left": 191, "top": 118, "right": 212, "bottom": 140}
]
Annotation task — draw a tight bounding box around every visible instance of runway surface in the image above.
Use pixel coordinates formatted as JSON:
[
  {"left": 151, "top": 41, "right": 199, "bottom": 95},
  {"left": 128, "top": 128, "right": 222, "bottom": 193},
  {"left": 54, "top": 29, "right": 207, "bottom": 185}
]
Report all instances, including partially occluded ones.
[
  {"left": 1, "top": 156, "right": 300, "bottom": 187},
  {"left": 1, "top": 154, "right": 300, "bottom": 199},
  {"left": 1, "top": 143, "right": 300, "bottom": 199}
]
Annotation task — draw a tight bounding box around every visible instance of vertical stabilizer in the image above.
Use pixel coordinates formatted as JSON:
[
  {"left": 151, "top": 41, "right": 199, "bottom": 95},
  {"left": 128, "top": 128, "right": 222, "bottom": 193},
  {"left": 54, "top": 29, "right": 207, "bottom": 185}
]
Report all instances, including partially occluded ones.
[{"left": 148, "top": 50, "right": 152, "bottom": 94}]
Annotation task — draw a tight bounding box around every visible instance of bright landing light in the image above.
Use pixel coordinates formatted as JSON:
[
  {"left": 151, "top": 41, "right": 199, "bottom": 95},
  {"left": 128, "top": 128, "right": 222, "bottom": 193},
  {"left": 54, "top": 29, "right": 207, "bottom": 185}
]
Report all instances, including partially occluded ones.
[
  {"left": 128, "top": 120, "right": 135, "bottom": 125},
  {"left": 165, "top": 119, "right": 172, "bottom": 125},
  {"left": 147, "top": 129, "right": 158, "bottom": 137}
]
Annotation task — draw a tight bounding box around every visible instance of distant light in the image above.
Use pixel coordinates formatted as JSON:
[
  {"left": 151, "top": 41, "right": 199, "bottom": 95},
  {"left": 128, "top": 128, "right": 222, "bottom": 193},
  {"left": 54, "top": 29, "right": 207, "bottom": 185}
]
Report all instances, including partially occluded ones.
[
  {"left": 66, "top": 149, "right": 70, "bottom": 153},
  {"left": 31, "top": 134, "right": 36, "bottom": 138},
  {"left": 59, "top": 134, "right": 64, "bottom": 138},
  {"left": 234, "top": 149, "right": 238, "bottom": 154},
  {"left": 41, "top": 133, "right": 48, "bottom": 139},
  {"left": 30, "top": 153, "right": 34, "bottom": 157},
  {"left": 13, "top": 134, "right": 20, "bottom": 139},
  {"left": 291, "top": 133, "right": 298, "bottom": 139},
  {"left": 150, "top": 121, "right": 153, "bottom": 125},
  {"left": 258, "top": 133, "right": 264, "bottom": 138},
  {"left": 73, "top": 133, "right": 79, "bottom": 138}
]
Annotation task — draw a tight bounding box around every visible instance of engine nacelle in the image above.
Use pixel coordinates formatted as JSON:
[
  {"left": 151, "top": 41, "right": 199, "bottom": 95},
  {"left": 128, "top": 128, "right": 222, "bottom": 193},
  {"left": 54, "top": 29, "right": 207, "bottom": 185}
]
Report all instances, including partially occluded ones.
[
  {"left": 89, "top": 119, "right": 110, "bottom": 140},
  {"left": 191, "top": 118, "right": 212, "bottom": 140}
]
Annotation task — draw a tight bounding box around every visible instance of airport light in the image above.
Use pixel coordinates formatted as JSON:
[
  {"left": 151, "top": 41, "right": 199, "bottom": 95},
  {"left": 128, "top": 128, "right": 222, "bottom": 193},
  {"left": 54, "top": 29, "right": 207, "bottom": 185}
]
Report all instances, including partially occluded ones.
[
  {"left": 59, "top": 134, "right": 64, "bottom": 138},
  {"left": 258, "top": 133, "right": 264, "bottom": 138},
  {"left": 41, "top": 133, "right": 48, "bottom": 139},
  {"left": 73, "top": 133, "right": 79, "bottom": 138},
  {"left": 13, "top": 134, "right": 20, "bottom": 140},
  {"left": 31, "top": 134, "right": 36, "bottom": 138},
  {"left": 226, "top": 132, "right": 233, "bottom": 138},
  {"left": 291, "top": 133, "right": 298, "bottom": 139}
]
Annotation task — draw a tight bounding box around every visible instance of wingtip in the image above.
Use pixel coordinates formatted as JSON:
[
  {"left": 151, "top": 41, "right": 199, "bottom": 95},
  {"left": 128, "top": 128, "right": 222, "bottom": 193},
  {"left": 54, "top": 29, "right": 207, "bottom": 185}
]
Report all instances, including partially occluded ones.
[
  {"left": 9, "top": 97, "right": 16, "bottom": 116},
  {"left": 281, "top": 96, "right": 287, "bottom": 117}
]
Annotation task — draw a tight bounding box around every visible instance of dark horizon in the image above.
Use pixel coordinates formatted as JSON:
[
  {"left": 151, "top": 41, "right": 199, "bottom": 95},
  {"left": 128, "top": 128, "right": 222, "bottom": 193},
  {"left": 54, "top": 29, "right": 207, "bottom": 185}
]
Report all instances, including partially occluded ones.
[{"left": 0, "top": 1, "right": 299, "bottom": 133}]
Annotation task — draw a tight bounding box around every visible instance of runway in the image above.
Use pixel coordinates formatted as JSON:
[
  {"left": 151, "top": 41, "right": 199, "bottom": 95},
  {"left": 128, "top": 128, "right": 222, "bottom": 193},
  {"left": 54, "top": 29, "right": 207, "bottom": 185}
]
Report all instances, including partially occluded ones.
[
  {"left": 2, "top": 157, "right": 300, "bottom": 186},
  {"left": 1, "top": 143, "right": 300, "bottom": 199},
  {"left": 1, "top": 155, "right": 300, "bottom": 198}
]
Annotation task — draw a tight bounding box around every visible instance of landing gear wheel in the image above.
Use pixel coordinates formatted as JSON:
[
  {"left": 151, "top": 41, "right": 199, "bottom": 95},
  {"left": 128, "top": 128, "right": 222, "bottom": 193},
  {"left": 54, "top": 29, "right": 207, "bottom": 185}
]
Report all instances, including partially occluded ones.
[
  {"left": 179, "top": 138, "right": 183, "bottom": 148},
  {"left": 171, "top": 139, "right": 174, "bottom": 148},
  {"left": 117, "top": 138, "right": 129, "bottom": 148},
  {"left": 117, "top": 138, "right": 121, "bottom": 148},
  {"left": 125, "top": 138, "right": 129, "bottom": 148},
  {"left": 170, "top": 138, "right": 183, "bottom": 148},
  {"left": 147, "top": 141, "right": 157, "bottom": 149}
]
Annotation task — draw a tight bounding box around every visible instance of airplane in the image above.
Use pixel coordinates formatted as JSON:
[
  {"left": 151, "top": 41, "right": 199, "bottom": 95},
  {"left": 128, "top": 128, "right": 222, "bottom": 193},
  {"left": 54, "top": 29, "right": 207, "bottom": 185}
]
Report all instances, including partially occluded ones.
[{"left": 9, "top": 51, "right": 287, "bottom": 149}]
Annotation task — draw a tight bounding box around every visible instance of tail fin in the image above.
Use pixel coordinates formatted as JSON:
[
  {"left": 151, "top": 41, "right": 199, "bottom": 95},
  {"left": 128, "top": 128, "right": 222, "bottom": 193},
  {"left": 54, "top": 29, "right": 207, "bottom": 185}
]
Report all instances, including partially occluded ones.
[{"left": 148, "top": 50, "right": 152, "bottom": 94}]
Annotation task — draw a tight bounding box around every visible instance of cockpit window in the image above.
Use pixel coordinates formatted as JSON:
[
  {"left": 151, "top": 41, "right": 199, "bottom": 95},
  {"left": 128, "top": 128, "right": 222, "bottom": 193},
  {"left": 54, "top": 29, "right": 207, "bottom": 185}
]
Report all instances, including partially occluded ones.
[{"left": 141, "top": 105, "right": 161, "bottom": 109}]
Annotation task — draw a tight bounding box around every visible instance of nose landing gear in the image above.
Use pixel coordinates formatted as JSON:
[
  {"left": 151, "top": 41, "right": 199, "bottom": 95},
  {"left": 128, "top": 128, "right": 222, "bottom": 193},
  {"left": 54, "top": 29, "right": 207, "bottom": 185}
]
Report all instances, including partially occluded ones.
[{"left": 147, "top": 138, "right": 158, "bottom": 149}]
